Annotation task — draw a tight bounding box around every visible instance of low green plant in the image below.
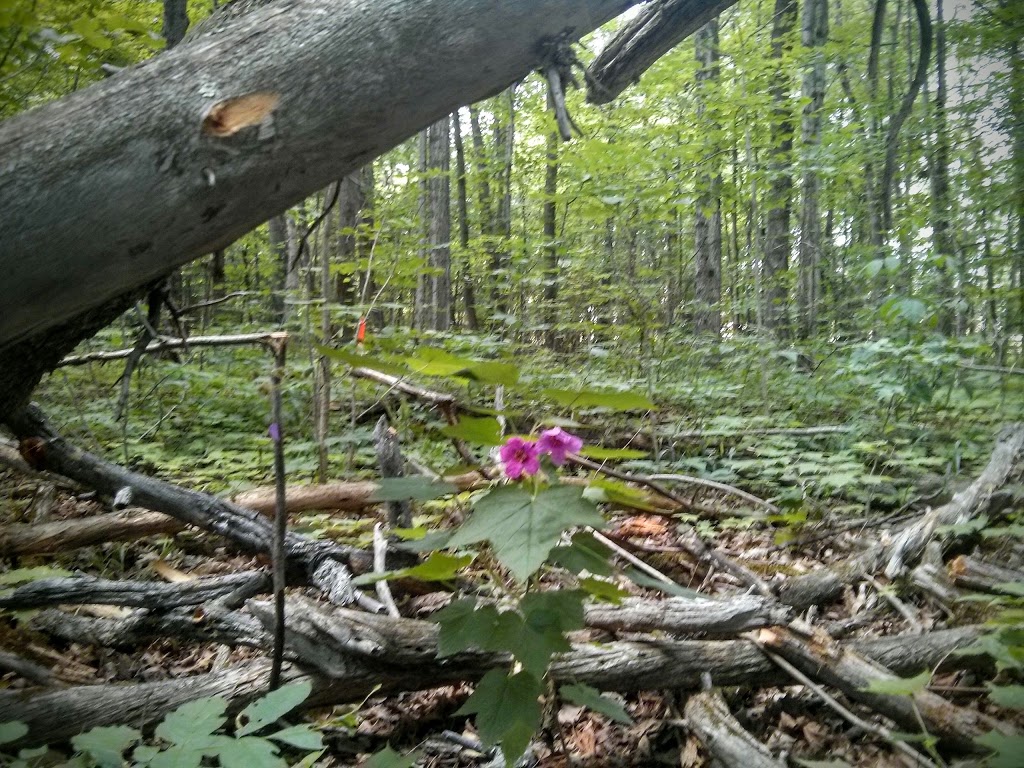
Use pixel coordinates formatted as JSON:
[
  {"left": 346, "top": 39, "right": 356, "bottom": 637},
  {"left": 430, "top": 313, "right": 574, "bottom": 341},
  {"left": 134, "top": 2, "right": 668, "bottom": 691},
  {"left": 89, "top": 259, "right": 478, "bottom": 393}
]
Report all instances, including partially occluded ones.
[{"left": 0, "top": 682, "right": 323, "bottom": 768}]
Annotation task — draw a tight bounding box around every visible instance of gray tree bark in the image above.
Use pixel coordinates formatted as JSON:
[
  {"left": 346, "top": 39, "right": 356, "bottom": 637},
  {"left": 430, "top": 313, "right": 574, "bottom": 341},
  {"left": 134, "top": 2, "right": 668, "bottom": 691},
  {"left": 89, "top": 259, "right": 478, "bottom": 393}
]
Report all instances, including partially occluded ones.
[
  {"left": 796, "top": 0, "right": 828, "bottom": 338},
  {"left": 761, "top": 0, "right": 797, "bottom": 335},
  {"left": 693, "top": 18, "right": 722, "bottom": 337}
]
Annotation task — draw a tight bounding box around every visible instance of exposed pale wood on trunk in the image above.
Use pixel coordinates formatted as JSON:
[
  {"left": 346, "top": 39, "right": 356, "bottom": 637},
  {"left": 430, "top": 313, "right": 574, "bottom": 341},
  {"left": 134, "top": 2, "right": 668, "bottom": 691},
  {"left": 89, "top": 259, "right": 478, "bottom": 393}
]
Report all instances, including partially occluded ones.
[{"left": 948, "top": 554, "right": 1024, "bottom": 596}]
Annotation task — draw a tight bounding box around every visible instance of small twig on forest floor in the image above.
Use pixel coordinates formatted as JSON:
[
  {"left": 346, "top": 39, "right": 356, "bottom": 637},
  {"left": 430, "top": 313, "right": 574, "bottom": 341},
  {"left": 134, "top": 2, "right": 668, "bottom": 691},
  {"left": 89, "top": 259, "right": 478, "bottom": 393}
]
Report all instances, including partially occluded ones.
[
  {"left": 752, "top": 641, "right": 939, "bottom": 768},
  {"left": 373, "top": 523, "right": 400, "bottom": 617},
  {"left": 647, "top": 473, "right": 779, "bottom": 514},
  {"left": 588, "top": 528, "right": 686, "bottom": 591},
  {"left": 266, "top": 332, "right": 289, "bottom": 691},
  {"left": 863, "top": 572, "right": 924, "bottom": 634}
]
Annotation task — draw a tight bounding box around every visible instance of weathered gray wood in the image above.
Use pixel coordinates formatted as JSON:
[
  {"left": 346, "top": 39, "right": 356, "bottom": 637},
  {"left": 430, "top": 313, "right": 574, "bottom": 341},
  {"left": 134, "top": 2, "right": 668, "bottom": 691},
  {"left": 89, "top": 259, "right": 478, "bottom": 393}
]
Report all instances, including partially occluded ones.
[
  {"left": 0, "top": 571, "right": 268, "bottom": 611},
  {"left": 758, "top": 625, "right": 1016, "bottom": 753},
  {"left": 4, "top": 608, "right": 985, "bottom": 748},
  {"left": 584, "top": 594, "right": 791, "bottom": 635},
  {"left": 587, "top": 0, "right": 737, "bottom": 103},
  {"left": 684, "top": 689, "right": 786, "bottom": 767}
]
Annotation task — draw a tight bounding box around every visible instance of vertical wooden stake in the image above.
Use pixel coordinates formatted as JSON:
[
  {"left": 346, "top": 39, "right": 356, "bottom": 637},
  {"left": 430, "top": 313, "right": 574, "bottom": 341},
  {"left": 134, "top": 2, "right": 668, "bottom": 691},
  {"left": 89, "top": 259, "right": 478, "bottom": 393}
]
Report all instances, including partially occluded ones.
[{"left": 267, "top": 331, "right": 289, "bottom": 691}]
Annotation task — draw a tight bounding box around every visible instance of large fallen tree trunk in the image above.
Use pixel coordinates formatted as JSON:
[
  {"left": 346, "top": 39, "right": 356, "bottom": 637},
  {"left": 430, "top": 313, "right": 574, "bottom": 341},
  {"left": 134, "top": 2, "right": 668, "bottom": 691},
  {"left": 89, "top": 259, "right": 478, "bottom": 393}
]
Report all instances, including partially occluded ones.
[
  {"left": 1, "top": 604, "right": 986, "bottom": 748},
  {"left": 0, "top": 0, "right": 738, "bottom": 417}
]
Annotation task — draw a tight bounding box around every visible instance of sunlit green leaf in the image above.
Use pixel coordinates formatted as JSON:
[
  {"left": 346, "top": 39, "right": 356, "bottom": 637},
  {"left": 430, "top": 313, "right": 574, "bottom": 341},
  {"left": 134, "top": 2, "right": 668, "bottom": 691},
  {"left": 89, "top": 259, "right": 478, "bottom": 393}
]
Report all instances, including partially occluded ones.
[{"left": 448, "top": 485, "right": 605, "bottom": 580}]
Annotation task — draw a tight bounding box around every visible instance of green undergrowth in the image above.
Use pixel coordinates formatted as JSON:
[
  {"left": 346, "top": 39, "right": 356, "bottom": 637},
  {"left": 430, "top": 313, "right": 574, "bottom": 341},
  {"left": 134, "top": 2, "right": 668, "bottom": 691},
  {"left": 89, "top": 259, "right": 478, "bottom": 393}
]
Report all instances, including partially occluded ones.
[{"left": 36, "top": 325, "right": 1024, "bottom": 507}]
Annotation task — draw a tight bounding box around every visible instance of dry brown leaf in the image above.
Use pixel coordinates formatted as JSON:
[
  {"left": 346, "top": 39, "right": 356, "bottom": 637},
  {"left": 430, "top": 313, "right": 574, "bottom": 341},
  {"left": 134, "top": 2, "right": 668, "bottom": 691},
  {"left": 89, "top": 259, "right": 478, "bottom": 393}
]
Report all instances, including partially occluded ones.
[{"left": 151, "top": 559, "right": 192, "bottom": 582}]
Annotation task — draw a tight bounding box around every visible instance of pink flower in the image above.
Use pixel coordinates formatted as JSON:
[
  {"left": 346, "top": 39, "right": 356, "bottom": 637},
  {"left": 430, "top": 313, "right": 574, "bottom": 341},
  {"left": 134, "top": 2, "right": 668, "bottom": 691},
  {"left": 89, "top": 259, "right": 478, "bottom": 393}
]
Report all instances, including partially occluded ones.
[
  {"left": 500, "top": 437, "right": 541, "bottom": 479},
  {"left": 537, "top": 427, "right": 583, "bottom": 466}
]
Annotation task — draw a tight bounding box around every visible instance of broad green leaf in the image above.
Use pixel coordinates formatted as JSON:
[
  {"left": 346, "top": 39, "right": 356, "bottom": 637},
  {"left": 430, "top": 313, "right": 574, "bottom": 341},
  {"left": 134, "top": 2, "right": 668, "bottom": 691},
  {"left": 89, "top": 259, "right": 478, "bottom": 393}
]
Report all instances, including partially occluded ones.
[
  {"left": 512, "top": 592, "right": 585, "bottom": 676},
  {"left": 72, "top": 726, "right": 141, "bottom": 768},
  {"left": 578, "top": 576, "right": 629, "bottom": 603},
  {"left": 132, "top": 744, "right": 161, "bottom": 764},
  {"left": 448, "top": 485, "right": 605, "bottom": 581},
  {"left": 266, "top": 724, "right": 323, "bottom": 750},
  {"left": 236, "top": 681, "right": 311, "bottom": 736},
  {"left": 975, "top": 732, "right": 1024, "bottom": 768},
  {"left": 155, "top": 697, "right": 227, "bottom": 746},
  {"left": 585, "top": 479, "right": 660, "bottom": 513},
  {"left": 364, "top": 745, "right": 418, "bottom": 768},
  {"left": 367, "top": 477, "right": 457, "bottom": 503},
  {"left": 550, "top": 532, "right": 614, "bottom": 576},
  {"left": 577, "top": 447, "right": 648, "bottom": 461},
  {"left": 150, "top": 745, "right": 206, "bottom": 768},
  {"left": 288, "top": 749, "right": 326, "bottom": 768},
  {"left": 440, "top": 416, "right": 503, "bottom": 446},
  {"left": 560, "top": 683, "right": 633, "bottom": 724},
  {"left": 624, "top": 568, "right": 702, "bottom": 598},
  {"left": 353, "top": 552, "right": 473, "bottom": 585},
  {"left": 461, "top": 361, "right": 519, "bottom": 386},
  {"left": 987, "top": 684, "right": 1024, "bottom": 709},
  {"left": 0, "top": 566, "right": 73, "bottom": 585},
  {"left": 216, "top": 736, "right": 284, "bottom": 768},
  {"left": 456, "top": 669, "right": 542, "bottom": 763},
  {"left": 0, "top": 721, "right": 27, "bottom": 745},
  {"left": 862, "top": 670, "right": 930, "bottom": 696},
  {"left": 404, "top": 347, "right": 475, "bottom": 376},
  {"left": 543, "top": 388, "right": 655, "bottom": 412},
  {"left": 315, "top": 345, "right": 407, "bottom": 376},
  {"left": 521, "top": 591, "right": 584, "bottom": 635},
  {"left": 435, "top": 601, "right": 523, "bottom": 656}
]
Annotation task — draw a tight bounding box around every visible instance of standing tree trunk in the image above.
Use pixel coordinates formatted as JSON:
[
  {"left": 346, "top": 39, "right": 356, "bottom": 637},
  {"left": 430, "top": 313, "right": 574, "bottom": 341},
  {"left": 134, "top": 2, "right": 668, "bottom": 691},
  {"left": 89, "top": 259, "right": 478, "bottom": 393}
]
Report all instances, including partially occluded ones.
[
  {"left": 693, "top": 18, "right": 722, "bottom": 337},
  {"left": 421, "top": 117, "right": 452, "bottom": 331},
  {"left": 929, "top": 0, "right": 954, "bottom": 335},
  {"left": 452, "top": 110, "right": 479, "bottom": 330},
  {"left": 1010, "top": 37, "right": 1024, "bottom": 349},
  {"left": 543, "top": 127, "right": 560, "bottom": 349},
  {"left": 162, "top": 0, "right": 189, "bottom": 49},
  {"left": 797, "top": 0, "right": 828, "bottom": 339},
  {"left": 762, "top": 0, "right": 797, "bottom": 336}
]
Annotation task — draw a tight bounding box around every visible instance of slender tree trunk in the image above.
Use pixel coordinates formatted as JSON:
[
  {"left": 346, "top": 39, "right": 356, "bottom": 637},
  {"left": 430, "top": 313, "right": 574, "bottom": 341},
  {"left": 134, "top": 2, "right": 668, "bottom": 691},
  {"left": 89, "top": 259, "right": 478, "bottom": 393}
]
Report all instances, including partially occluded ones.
[
  {"left": 797, "top": 0, "right": 828, "bottom": 338},
  {"left": 693, "top": 18, "right": 722, "bottom": 337},
  {"left": 452, "top": 110, "right": 479, "bottom": 330},
  {"left": 543, "top": 128, "right": 560, "bottom": 349},
  {"left": 762, "top": 0, "right": 797, "bottom": 336},
  {"left": 1010, "top": 37, "right": 1024, "bottom": 350},
  {"left": 424, "top": 117, "right": 452, "bottom": 331},
  {"left": 929, "top": 0, "right": 954, "bottom": 334},
  {"left": 162, "top": 0, "right": 189, "bottom": 48}
]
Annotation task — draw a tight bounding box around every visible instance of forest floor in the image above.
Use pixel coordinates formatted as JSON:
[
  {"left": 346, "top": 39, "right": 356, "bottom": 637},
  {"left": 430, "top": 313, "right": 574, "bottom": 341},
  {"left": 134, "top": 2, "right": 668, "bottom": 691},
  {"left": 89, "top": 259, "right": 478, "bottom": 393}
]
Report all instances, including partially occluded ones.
[{"left": 2, "top": 331, "right": 1024, "bottom": 766}]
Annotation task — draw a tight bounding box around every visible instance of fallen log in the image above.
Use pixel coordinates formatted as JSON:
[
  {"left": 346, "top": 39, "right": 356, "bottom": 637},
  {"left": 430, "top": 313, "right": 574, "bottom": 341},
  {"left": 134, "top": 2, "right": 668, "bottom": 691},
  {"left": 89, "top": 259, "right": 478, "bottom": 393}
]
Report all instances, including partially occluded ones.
[
  {"left": 4, "top": 405, "right": 377, "bottom": 607},
  {"left": 0, "top": 572, "right": 269, "bottom": 612},
  {"left": 757, "top": 625, "right": 1015, "bottom": 753},
  {"left": 683, "top": 689, "right": 786, "bottom": 768},
  {"left": 780, "top": 423, "right": 1024, "bottom": 601},
  {"left": 948, "top": 554, "right": 1024, "bottom": 596},
  {"left": 2, "top": 613, "right": 985, "bottom": 748},
  {"left": 0, "top": 508, "right": 184, "bottom": 557},
  {"left": 57, "top": 332, "right": 279, "bottom": 367}
]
